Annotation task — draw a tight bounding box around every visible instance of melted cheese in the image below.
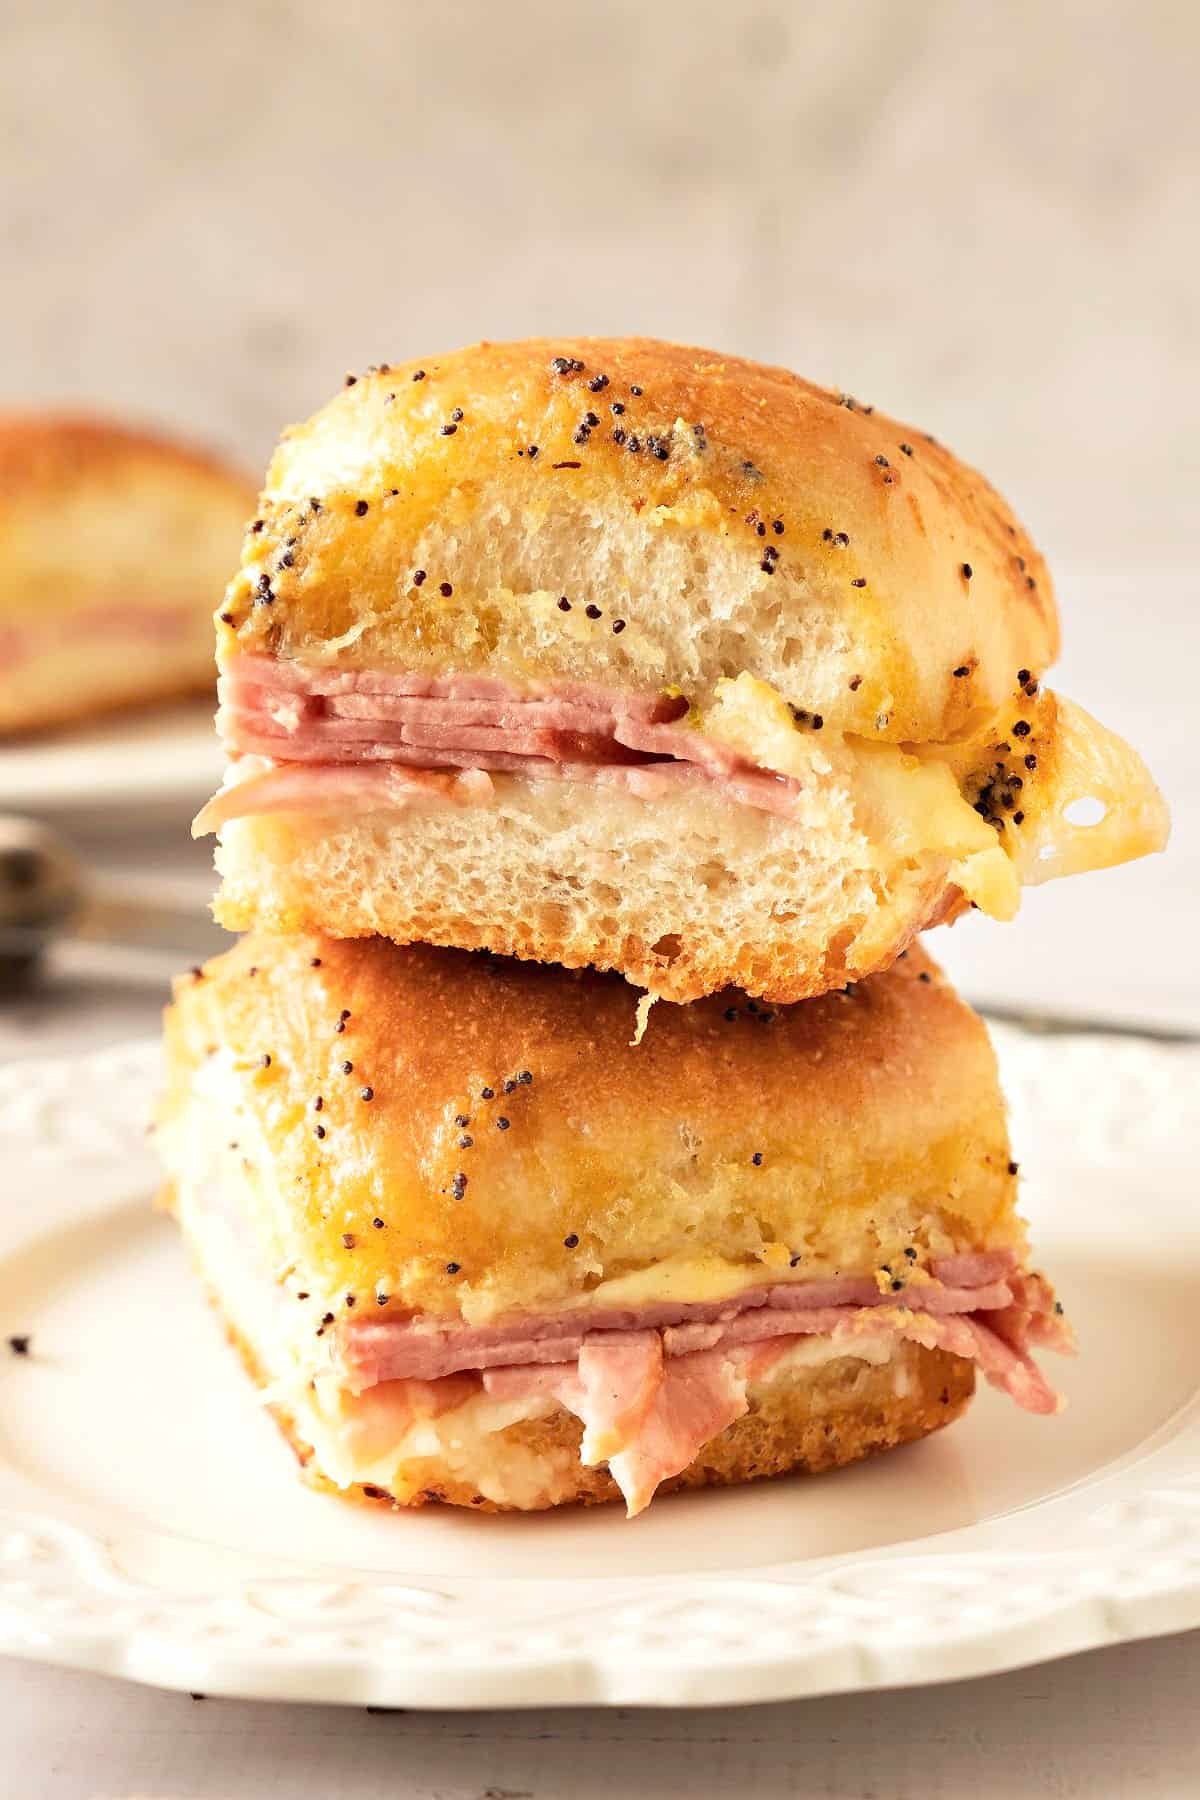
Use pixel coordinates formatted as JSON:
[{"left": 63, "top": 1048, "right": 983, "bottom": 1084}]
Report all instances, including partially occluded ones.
[
  {"left": 700, "top": 673, "right": 1020, "bottom": 918},
  {"left": 1006, "top": 693, "right": 1170, "bottom": 884},
  {"left": 947, "top": 845, "right": 1021, "bottom": 919},
  {"left": 698, "top": 673, "right": 1166, "bottom": 912},
  {"left": 702, "top": 672, "right": 838, "bottom": 783},
  {"left": 584, "top": 1251, "right": 794, "bottom": 1311}
]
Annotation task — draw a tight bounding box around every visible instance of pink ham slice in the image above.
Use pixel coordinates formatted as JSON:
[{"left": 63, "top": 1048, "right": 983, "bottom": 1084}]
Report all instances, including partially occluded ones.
[
  {"left": 929, "top": 1250, "right": 1018, "bottom": 1287},
  {"left": 485, "top": 1338, "right": 748, "bottom": 1517},
  {"left": 194, "top": 752, "right": 806, "bottom": 832},
  {"left": 339, "top": 1301, "right": 1061, "bottom": 1516},
  {"left": 199, "top": 652, "right": 807, "bottom": 827},
  {"left": 475, "top": 1295, "right": 1066, "bottom": 1514},
  {"left": 364, "top": 1261, "right": 1065, "bottom": 1514},
  {"left": 329, "top": 1251, "right": 1069, "bottom": 1512},
  {"left": 219, "top": 654, "right": 699, "bottom": 751},
  {"left": 481, "top": 1363, "right": 583, "bottom": 1408},
  {"left": 965, "top": 1318, "right": 1062, "bottom": 1415},
  {"left": 333, "top": 1371, "right": 482, "bottom": 1468},
  {"left": 987, "top": 1269, "right": 1077, "bottom": 1358},
  {"left": 662, "top": 1302, "right": 1063, "bottom": 1416},
  {"left": 193, "top": 759, "right": 495, "bottom": 835},
  {"left": 605, "top": 1349, "right": 748, "bottom": 1517},
  {"left": 334, "top": 1254, "right": 1022, "bottom": 1390},
  {"left": 575, "top": 1331, "right": 664, "bottom": 1463},
  {"left": 888, "top": 1312, "right": 1063, "bottom": 1416},
  {"left": 477, "top": 1300, "right": 1062, "bottom": 1512}
]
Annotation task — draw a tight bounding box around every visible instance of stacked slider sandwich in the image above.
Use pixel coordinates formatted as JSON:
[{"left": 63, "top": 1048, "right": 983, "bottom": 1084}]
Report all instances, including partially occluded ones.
[
  {"left": 158, "top": 339, "right": 1168, "bottom": 1515},
  {"left": 0, "top": 414, "right": 254, "bottom": 735}
]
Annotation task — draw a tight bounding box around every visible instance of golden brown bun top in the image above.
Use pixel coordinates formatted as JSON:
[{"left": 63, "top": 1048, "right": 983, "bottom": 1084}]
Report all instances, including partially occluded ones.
[
  {"left": 159, "top": 932, "right": 1023, "bottom": 1322},
  {"left": 0, "top": 411, "right": 256, "bottom": 618},
  {"left": 219, "top": 337, "right": 1058, "bottom": 745}
]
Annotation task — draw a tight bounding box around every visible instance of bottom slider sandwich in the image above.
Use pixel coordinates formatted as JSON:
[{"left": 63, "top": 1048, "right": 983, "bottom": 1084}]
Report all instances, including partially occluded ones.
[{"left": 156, "top": 936, "right": 1072, "bottom": 1516}]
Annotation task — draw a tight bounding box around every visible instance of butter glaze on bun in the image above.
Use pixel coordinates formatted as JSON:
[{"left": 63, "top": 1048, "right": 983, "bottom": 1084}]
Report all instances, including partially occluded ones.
[
  {"left": 0, "top": 413, "right": 254, "bottom": 735},
  {"left": 201, "top": 338, "right": 1167, "bottom": 1003},
  {"left": 159, "top": 934, "right": 1023, "bottom": 1321},
  {"left": 223, "top": 338, "right": 1060, "bottom": 739},
  {"left": 157, "top": 935, "right": 1070, "bottom": 1515}
]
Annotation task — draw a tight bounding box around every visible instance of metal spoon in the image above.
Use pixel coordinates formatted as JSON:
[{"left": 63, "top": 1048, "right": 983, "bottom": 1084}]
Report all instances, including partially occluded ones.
[
  {"left": 0, "top": 814, "right": 222, "bottom": 990},
  {"left": 0, "top": 816, "right": 85, "bottom": 987}
]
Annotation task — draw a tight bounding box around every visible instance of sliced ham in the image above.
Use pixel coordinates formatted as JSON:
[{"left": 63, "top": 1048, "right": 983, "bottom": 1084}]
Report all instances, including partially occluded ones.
[
  {"left": 832, "top": 1307, "right": 1063, "bottom": 1416},
  {"left": 350, "top": 1253, "right": 1065, "bottom": 1514},
  {"left": 987, "top": 1269, "right": 1077, "bottom": 1358},
  {"left": 661, "top": 1305, "right": 865, "bottom": 1359},
  {"left": 303, "top": 1255, "right": 1060, "bottom": 1511},
  {"left": 474, "top": 1294, "right": 1065, "bottom": 1515},
  {"left": 223, "top": 656, "right": 669, "bottom": 706},
  {"left": 657, "top": 1299, "right": 1063, "bottom": 1418},
  {"left": 481, "top": 1363, "right": 582, "bottom": 1407},
  {"left": 216, "top": 655, "right": 696, "bottom": 766},
  {"left": 734, "top": 1333, "right": 815, "bottom": 1385},
  {"left": 334, "top": 1254, "right": 1022, "bottom": 1391},
  {"left": 575, "top": 1331, "right": 664, "bottom": 1463},
  {"left": 193, "top": 758, "right": 495, "bottom": 835},
  {"left": 605, "top": 1350, "right": 748, "bottom": 1516},
  {"left": 485, "top": 1341, "right": 748, "bottom": 1516},
  {"left": 930, "top": 1250, "right": 1019, "bottom": 1287},
  {"left": 201, "top": 651, "right": 806, "bottom": 826},
  {"left": 195, "top": 744, "right": 805, "bottom": 830},
  {"left": 326, "top": 1370, "right": 482, "bottom": 1467},
  {"left": 964, "top": 1318, "right": 1062, "bottom": 1415}
]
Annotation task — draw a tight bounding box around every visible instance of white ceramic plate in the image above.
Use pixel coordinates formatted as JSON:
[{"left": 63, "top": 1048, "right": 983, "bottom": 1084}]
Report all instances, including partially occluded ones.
[
  {"left": 0, "top": 1029, "right": 1197, "bottom": 1708},
  {"left": 0, "top": 702, "right": 221, "bottom": 812}
]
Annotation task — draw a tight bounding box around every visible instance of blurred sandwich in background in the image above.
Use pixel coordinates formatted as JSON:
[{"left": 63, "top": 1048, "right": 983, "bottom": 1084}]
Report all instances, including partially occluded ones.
[{"left": 0, "top": 413, "right": 254, "bottom": 736}]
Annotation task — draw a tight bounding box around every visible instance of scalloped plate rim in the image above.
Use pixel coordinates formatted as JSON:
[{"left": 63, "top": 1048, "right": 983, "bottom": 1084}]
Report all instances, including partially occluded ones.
[{"left": 0, "top": 1032, "right": 1197, "bottom": 1708}]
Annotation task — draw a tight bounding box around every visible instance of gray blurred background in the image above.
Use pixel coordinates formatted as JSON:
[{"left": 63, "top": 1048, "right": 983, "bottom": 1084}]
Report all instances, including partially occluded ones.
[
  {"left": 1, "top": 0, "right": 1196, "bottom": 1028},
  {"left": 4, "top": 0, "right": 1195, "bottom": 568}
]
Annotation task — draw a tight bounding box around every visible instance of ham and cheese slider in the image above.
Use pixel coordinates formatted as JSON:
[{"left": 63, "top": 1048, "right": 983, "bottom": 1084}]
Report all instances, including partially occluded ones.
[
  {"left": 156, "top": 932, "right": 1072, "bottom": 1517},
  {"left": 197, "top": 337, "right": 1167, "bottom": 1004},
  {"left": 0, "top": 414, "right": 254, "bottom": 735}
]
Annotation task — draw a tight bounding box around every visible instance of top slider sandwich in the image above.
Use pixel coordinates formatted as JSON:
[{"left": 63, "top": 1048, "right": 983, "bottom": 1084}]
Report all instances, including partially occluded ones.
[
  {"left": 198, "top": 339, "right": 1167, "bottom": 1003},
  {"left": 0, "top": 413, "right": 254, "bottom": 735}
]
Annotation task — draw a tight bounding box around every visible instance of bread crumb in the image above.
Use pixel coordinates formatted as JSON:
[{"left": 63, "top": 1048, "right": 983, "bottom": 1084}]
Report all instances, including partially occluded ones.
[{"left": 630, "top": 992, "right": 657, "bottom": 1047}]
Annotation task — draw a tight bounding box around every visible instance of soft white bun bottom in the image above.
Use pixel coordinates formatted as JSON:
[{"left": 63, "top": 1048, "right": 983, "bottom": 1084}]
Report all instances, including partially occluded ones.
[{"left": 211, "top": 775, "right": 963, "bottom": 1003}]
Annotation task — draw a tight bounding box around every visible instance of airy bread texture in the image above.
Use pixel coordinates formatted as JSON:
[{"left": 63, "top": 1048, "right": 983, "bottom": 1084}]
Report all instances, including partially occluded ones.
[
  {"left": 210, "top": 765, "right": 970, "bottom": 1003},
  {"left": 0, "top": 413, "right": 254, "bottom": 734},
  {"left": 204, "top": 337, "right": 1167, "bottom": 1001},
  {"left": 242, "top": 1319, "right": 975, "bottom": 1514},
  {"left": 207, "top": 671, "right": 1167, "bottom": 1003},
  {"left": 157, "top": 933, "right": 1024, "bottom": 1328},
  {"left": 220, "top": 337, "right": 1057, "bottom": 743}
]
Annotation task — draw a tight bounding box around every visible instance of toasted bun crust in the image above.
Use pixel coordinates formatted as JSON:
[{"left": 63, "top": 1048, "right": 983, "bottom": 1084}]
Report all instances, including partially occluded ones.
[
  {"left": 218, "top": 337, "right": 1057, "bottom": 745},
  {"left": 159, "top": 935, "right": 1022, "bottom": 1324},
  {"left": 227, "top": 1310, "right": 975, "bottom": 1513},
  {"left": 0, "top": 413, "right": 255, "bottom": 734}
]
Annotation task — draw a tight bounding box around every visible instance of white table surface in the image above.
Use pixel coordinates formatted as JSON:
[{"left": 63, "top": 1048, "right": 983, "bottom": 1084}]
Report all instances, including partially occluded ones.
[
  {"left": 2, "top": 557, "right": 1197, "bottom": 1795},
  {"left": 3, "top": 1633, "right": 1199, "bottom": 1800}
]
